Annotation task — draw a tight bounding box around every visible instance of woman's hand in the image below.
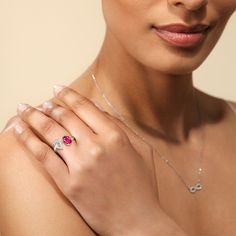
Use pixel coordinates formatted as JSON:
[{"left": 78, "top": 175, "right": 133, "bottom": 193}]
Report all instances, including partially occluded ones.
[{"left": 10, "top": 86, "right": 186, "bottom": 236}]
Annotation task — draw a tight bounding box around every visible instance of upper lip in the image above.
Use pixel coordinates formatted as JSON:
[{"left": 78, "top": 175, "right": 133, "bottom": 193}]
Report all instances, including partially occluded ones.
[{"left": 153, "top": 23, "right": 211, "bottom": 33}]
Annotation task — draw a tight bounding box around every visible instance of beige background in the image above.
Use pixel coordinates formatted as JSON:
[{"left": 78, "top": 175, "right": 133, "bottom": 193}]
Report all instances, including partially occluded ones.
[{"left": 1, "top": 1, "right": 236, "bottom": 130}]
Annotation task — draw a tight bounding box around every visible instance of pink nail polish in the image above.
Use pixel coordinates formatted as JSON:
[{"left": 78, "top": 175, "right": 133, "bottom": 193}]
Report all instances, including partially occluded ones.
[
  {"left": 1, "top": 117, "right": 21, "bottom": 134},
  {"left": 17, "top": 103, "right": 30, "bottom": 113},
  {"left": 2, "top": 123, "right": 15, "bottom": 133},
  {"left": 36, "top": 107, "right": 43, "bottom": 112},
  {"left": 53, "top": 85, "right": 66, "bottom": 96},
  {"left": 43, "top": 101, "right": 54, "bottom": 110},
  {"left": 14, "top": 123, "right": 24, "bottom": 134}
]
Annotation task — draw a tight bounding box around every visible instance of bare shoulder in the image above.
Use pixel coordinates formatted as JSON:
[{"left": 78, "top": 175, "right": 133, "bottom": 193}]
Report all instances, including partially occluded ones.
[
  {"left": 195, "top": 89, "right": 236, "bottom": 120},
  {"left": 0, "top": 129, "right": 96, "bottom": 236},
  {"left": 226, "top": 100, "right": 236, "bottom": 108}
]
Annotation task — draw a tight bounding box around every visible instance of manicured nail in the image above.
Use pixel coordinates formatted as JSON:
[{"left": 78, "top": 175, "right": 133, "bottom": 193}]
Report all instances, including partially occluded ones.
[
  {"left": 14, "top": 123, "right": 24, "bottom": 134},
  {"left": 1, "top": 117, "right": 21, "bottom": 134},
  {"left": 43, "top": 101, "right": 54, "bottom": 110},
  {"left": 53, "top": 85, "right": 66, "bottom": 96},
  {"left": 17, "top": 103, "right": 30, "bottom": 113},
  {"left": 2, "top": 122, "right": 16, "bottom": 133},
  {"left": 36, "top": 107, "right": 43, "bottom": 112}
]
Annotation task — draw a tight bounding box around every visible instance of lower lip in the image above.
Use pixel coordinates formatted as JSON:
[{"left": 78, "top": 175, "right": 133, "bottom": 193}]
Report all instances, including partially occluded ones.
[{"left": 153, "top": 28, "right": 207, "bottom": 48}]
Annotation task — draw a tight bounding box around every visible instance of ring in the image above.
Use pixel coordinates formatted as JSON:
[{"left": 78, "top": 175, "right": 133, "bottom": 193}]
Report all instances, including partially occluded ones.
[{"left": 53, "top": 135, "right": 76, "bottom": 152}]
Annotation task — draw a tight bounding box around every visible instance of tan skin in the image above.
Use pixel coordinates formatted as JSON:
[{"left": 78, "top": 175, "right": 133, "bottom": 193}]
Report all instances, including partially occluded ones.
[{"left": 1, "top": 0, "right": 236, "bottom": 235}]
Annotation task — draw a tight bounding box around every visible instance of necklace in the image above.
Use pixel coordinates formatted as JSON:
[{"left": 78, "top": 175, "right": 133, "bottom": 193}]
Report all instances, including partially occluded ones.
[{"left": 91, "top": 73, "right": 205, "bottom": 194}]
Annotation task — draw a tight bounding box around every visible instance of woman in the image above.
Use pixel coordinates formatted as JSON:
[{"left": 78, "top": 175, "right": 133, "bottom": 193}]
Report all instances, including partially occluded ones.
[{"left": 1, "top": 0, "right": 236, "bottom": 235}]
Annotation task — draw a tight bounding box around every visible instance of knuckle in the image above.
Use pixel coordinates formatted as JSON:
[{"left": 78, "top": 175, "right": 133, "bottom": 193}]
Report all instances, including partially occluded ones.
[
  {"left": 72, "top": 161, "right": 92, "bottom": 175},
  {"left": 66, "top": 178, "right": 82, "bottom": 197},
  {"left": 107, "top": 130, "right": 127, "bottom": 145},
  {"left": 88, "top": 143, "right": 105, "bottom": 158},
  {"left": 58, "top": 87, "right": 70, "bottom": 99},
  {"left": 54, "top": 107, "right": 72, "bottom": 123},
  {"left": 71, "top": 97, "right": 90, "bottom": 110},
  {"left": 70, "top": 159, "right": 83, "bottom": 173},
  {"left": 34, "top": 144, "right": 51, "bottom": 162},
  {"left": 39, "top": 119, "right": 56, "bottom": 135}
]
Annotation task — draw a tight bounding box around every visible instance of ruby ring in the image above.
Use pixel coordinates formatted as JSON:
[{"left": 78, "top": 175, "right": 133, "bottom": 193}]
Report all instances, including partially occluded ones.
[{"left": 53, "top": 136, "right": 76, "bottom": 152}]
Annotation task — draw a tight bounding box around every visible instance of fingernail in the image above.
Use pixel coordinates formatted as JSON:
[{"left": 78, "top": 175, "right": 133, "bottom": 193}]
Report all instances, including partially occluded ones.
[
  {"left": 1, "top": 117, "right": 21, "bottom": 134},
  {"left": 53, "top": 85, "right": 65, "bottom": 96},
  {"left": 2, "top": 122, "right": 16, "bottom": 133},
  {"left": 14, "top": 123, "right": 24, "bottom": 134},
  {"left": 36, "top": 107, "right": 43, "bottom": 112},
  {"left": 43, "top": 101, "right": 54, "bottom": 110},
  {"left": 17, "top": 103, "right": 30, "bottom": 113}
]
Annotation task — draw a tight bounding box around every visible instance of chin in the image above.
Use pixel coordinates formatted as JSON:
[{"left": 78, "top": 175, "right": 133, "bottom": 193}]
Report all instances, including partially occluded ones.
[
  {"left": 152, "top": 62, "right": 202, "bottom": 75},
  {"left": 124, "top": 36, "right": 213, "bottom": 75},
  {"left": 136, "top": 49, "right": 208, "bottom": 75}
]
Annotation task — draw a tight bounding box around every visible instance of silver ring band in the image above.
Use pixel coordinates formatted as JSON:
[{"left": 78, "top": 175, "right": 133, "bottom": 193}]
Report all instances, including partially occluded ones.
[{"left": 53, "top": 135, "right": 76, "bottom": 152}]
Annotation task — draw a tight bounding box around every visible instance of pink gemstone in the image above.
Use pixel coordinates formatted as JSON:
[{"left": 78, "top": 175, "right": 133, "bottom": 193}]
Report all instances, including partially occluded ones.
[{"left": 63, "top": 136, "right": 73, "bottom": 145}]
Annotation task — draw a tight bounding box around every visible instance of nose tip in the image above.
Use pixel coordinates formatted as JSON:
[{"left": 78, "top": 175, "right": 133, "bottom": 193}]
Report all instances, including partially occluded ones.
[{"left": 169, "top": 0, "right": 208, "bottom": 11}]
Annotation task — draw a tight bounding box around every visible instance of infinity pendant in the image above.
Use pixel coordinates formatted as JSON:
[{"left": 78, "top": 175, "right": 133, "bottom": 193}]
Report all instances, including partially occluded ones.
[{"left": 189, "top": 183, "right": 203, "bottom": 193}]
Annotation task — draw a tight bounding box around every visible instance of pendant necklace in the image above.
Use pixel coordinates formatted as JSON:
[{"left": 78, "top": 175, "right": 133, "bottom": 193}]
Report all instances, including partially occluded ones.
[{"left": 91, "top": 73, "right": 205, "bottom": 194}]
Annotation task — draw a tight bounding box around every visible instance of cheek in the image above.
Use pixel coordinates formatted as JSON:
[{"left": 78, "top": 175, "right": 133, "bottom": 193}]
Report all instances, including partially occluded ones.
[
  {"left": 213, "top": 0, "right": 236, "bottom": 17},
  {"left": 102, "top": 0, "right": 150, "bottom": 33}
]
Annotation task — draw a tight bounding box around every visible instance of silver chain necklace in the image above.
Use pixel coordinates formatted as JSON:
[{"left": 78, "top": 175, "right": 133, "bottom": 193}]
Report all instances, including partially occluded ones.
[{"left": 91, "top": 73, "right": 205, "bottom": 194}]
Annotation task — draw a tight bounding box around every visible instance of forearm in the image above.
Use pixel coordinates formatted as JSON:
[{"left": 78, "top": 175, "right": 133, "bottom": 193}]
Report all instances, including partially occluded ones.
[
  {"left": 112, "top": 210, "right": 188, "bottom": 236},
  {"left": 144, "top": 217, "right": 188, "bottom": 236},
  {"left": 126, "top": 218, "right": 187, "bottom": 236}
]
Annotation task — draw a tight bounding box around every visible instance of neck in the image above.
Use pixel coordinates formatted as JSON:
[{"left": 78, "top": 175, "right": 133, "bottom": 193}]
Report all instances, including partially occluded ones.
[{"left": 82, "top": 30, "right": 201, "bottom": 142}]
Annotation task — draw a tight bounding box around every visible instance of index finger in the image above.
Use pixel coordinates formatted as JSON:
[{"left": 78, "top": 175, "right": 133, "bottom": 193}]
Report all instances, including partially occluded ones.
[{"left": 53, "top": 85, "right": 121, "bottom": 136}]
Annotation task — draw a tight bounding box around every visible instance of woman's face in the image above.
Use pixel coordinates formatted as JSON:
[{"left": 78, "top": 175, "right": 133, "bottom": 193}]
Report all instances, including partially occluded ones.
[{"left": 101, "top": 0, "right": 236, "bottom": 74}]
